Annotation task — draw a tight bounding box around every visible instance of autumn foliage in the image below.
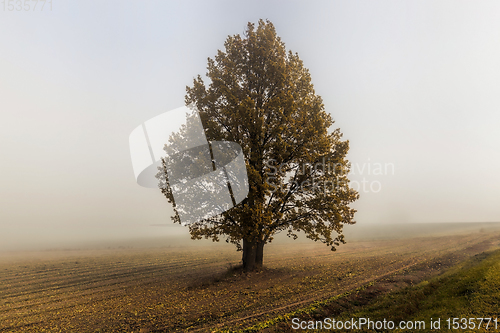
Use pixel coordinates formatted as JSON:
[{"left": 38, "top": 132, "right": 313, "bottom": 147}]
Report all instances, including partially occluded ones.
[{"left": 160, "top": 19, "right": 359, "bottom": 271}]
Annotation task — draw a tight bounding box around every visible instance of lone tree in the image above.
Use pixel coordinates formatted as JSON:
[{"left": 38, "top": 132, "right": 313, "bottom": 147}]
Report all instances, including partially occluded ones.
[{"left": 159, "top": 20, "right": 358, "bottom": 271}]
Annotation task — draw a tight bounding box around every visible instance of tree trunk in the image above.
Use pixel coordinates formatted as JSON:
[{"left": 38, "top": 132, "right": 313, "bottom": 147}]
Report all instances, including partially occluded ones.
[
  {"left": 256, "top": 241, "right": 265, "bottom": 268},
  {"left": 242, "top": 239, "right": 265, "bottom": 271},
  {"left": 242, "top": 239, "right": 256, "bottom": 271}
]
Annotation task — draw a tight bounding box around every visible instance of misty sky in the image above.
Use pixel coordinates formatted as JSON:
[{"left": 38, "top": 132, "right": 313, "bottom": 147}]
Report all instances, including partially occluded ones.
[{"left": 1, "top": 0, "right": 500, "bottom": 250}]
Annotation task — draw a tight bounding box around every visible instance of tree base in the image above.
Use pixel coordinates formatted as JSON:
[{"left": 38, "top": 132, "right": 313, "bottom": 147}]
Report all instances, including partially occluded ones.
[{"left": 242, "top": 239, "right": 265, "bottom": 271}]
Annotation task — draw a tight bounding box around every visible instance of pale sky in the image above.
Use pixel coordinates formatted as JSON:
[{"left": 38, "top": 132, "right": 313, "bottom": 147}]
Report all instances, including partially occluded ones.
[{"left": 1, "top": 0, "right": 500, "bottom": 250}]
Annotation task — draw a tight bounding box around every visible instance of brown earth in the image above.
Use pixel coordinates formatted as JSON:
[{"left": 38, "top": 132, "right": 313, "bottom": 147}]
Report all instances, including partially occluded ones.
[{"left": 0, "top": 230, "right": 499, "bottom": 332}]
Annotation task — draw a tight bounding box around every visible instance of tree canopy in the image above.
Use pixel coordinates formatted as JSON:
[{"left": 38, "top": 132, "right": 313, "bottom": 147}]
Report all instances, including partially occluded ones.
[{"left": 158, "top": 19, "right": 359, "bottom": 271}]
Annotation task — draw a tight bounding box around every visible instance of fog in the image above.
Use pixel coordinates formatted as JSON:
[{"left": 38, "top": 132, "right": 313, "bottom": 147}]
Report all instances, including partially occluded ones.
[{"left": 1, "top": 1, "right": 500, "bottom": 252}]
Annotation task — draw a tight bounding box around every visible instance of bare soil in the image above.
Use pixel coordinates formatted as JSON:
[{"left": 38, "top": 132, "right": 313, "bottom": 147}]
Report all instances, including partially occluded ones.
[{"left": 0, "top": 230, "right": 499, "bottom": 332}]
